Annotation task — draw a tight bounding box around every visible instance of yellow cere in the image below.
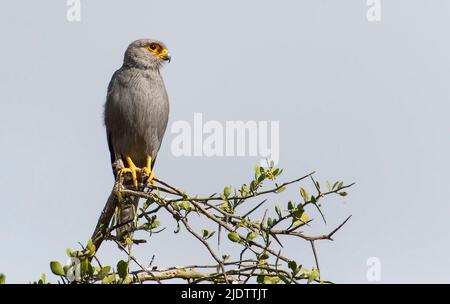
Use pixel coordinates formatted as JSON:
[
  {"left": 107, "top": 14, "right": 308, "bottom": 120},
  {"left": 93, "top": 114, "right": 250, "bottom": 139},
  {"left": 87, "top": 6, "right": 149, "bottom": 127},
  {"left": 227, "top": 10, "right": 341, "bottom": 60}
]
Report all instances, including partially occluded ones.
[
  {"left": 147, "top": 43, "right": 169, "bottom": 59},
  {"left": 158, "top": 48, "right": 168, "bottom": 58}
]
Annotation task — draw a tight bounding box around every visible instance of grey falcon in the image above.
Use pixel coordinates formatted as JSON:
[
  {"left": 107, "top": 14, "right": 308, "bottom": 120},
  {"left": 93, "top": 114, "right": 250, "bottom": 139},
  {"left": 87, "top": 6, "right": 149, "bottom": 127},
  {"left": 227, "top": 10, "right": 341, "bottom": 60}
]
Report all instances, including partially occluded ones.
[{"left": 104, "top": 38, "right": 171, "bottom": 238}]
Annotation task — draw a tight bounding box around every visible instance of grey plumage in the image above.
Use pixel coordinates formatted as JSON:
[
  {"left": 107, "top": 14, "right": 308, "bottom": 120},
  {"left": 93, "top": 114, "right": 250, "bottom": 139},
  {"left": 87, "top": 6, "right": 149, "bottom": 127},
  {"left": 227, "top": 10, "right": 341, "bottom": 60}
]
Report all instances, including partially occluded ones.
[{"left": 104, "top": 39, "right": 170, "bottom": 240}]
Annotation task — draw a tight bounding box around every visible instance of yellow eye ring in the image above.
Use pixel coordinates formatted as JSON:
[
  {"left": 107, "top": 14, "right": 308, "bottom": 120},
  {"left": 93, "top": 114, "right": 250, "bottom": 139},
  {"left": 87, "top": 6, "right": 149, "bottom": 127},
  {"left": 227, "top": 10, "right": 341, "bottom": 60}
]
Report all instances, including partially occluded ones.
[{"left": 148, "top": 43, "right": 157, "bottom": 51}]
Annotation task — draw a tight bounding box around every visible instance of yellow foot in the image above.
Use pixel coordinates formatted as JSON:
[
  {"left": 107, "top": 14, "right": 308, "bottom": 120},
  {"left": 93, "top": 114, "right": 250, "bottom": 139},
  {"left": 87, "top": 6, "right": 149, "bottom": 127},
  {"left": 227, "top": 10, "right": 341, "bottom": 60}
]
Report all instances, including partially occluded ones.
[
  {"left": 143, "top": 156, "right": 156, "bottom": 187},
  {"left": 118, "top": 156, "right": 141, "bottom": 188}
]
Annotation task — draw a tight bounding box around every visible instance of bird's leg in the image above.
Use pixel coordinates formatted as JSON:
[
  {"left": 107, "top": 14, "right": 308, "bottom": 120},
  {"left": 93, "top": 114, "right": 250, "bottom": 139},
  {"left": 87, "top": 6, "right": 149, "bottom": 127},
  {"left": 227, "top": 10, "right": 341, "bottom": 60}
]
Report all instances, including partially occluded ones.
[
  {"left": 118, "top": 156, "right": 141, "bottom": 188},
  {"left": 143, "top": 155, "right": 156, "bottom": 186}
]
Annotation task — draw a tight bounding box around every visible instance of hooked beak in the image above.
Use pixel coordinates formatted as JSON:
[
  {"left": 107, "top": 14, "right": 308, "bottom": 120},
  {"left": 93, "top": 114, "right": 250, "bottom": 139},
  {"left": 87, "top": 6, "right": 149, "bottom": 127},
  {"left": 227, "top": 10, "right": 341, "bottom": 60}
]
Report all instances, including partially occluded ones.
[
  {"left": 161, "top": 53, "right": 171, "bottom": 63},
  {"left": 159, "top": 48, "right": 171, "bottom": 63}
]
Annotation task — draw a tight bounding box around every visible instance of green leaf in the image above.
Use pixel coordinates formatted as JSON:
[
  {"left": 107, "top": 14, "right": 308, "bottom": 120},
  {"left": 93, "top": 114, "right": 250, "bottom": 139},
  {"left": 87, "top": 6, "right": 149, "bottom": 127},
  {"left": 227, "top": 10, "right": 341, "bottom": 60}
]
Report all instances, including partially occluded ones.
[
  {"left": 80, "top": 258, "right": 89, "bottom": 277},
  {"left": 257, "top": 174, "right": 266, "bottom": 183},
  {"left": 292, "top": 212, "right": 309, "bottom": 227},
  {"left": 50, "top": 261, "right": 65, "bottom": 276},
  {"left": 153, "top": 219, "right": 161, "bottom": 228},
  {"left": 87, "top": 262, "right": 95, "bottom": 277},
  {"left": 275, "top": 206, "right": 281, "bottom": 218},
  {"left": 38, "top": 273, "right": 46, "bottom": 284},
  {"left": 223, "top": 186, "right": 231, "bottom": 198},
  {"left": 300, "top": 187, "right": 309, "bottom": 202},
  {"left": 97, "top": 266, "right": 111, "bottom": 280},
  {"left": 143, "top": 217, "right": 161, "bottom": 230},
  {"left": 181, "top": 201, "right": 191, "bottom": 210},
  {"left": 257, "top": 275, "right": 265, "bottom": 284},
  {"left": 241, "top": 184, "right": 249, "bottom": 197},
  {"left": 292, "top": 209, "right": 304, "bottom": 219},
  {"left": 326, "top": 180, "right": 331, "bottom": 191},
  {"left": 250, "top": 180, "right": 256, "bottom": 192},
  {"left": 288, "top": 260, "right": 298, "bottom": 273},
  {"left": 123, "top": 276, "right": 132, "bottom": 284},
  {"left": 308, "top": 268, "right": 320, "bottom": 283},
  {"left": 201, "top": 229, "right": 209, "bottom": 238},
  {"left": 247, "top": 231, "right": 259, "bottom": 241},
  {"left": 339, "top": 192, "right": 348, "bottom": 196},
  {"left": 102, "top": 273, "right": 116, "bottom": 284},
  {"left": 257, "top": 259, "right": 267, "bottom": 266},
  {"left": 275, "top": 186, "right": 286, "bottom": 193},
  {"left": 288, "top": 201, "right": 294, "bottom": 211},
  {"left": 200, "top": 229, "right": 215, "bottom": 240},
  {"left": 125, "top": 238, "right": 133, "bottom": 246},
  {"left": 278, "top": 274, "right": 290, "bottom": 284},
  {"left": 300, "top": 213, "right": 309, "bottom": 223},
  {"left": 117, "top": 260, "right": 128, "bottom": 280},
  {"left": 263, "top": 276, "right": 280, "bottom": 284},
  {"left": 0, "top": 273, "right": 5, "bottom": 284},
  {"left": 332, "top": 181, "right": 339, "bottom": 190},
  {"left": 222, "top": 255, "right": 230, "bottom": 261},
  {"left": 86, "top": 239, "right": 96, "bottom": 257},
  {"left": 143, "top": 198, "right": 154, "bottom": 210},
  {"left": 273, "top": 168, "right": 280, "bottom": 177},
  {"left": 258, "top": 253, "right": 269, "bottom": 260},
  {"left": 87, "top": 239, "right": 94, "bottom": 251},
  {"left": 254, "top": 165, "right": 261, "bottom": 179},
  {"left": 227, "top": 232, "right": 241, "bottom": 243}
]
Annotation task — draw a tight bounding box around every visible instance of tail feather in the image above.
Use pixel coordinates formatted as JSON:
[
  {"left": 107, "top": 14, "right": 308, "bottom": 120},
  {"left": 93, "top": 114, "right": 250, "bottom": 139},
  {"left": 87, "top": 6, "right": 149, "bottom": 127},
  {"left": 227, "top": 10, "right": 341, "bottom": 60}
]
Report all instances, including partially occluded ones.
[{"left": 116, "top": 195, "right": 140, "bottom": 242}]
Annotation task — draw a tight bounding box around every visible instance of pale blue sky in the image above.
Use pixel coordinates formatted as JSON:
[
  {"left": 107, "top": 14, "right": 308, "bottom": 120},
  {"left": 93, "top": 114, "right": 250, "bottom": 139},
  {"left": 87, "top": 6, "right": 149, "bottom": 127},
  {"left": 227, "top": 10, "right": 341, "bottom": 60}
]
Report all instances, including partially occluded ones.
[{"left": 0, "top": 0, "right": 449, "bottom": 283}]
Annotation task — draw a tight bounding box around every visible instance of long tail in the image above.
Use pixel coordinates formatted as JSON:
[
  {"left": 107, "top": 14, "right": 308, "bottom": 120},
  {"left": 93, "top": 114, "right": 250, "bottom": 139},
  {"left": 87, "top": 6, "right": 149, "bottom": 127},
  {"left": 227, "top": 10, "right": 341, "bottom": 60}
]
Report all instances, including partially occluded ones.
[
  {"left": 116, "top": 195, "right": 140, "bottom": 242},
  {"left": 91, "top": 190, "right": 139, "bottom": 250}
]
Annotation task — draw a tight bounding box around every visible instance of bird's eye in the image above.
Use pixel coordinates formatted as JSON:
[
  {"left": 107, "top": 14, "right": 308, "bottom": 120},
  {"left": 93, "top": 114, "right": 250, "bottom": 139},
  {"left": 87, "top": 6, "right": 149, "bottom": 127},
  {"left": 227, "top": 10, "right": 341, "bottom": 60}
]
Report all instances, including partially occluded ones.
[{"left": 148, "top": 43, "right": 157, "bottom": 51}]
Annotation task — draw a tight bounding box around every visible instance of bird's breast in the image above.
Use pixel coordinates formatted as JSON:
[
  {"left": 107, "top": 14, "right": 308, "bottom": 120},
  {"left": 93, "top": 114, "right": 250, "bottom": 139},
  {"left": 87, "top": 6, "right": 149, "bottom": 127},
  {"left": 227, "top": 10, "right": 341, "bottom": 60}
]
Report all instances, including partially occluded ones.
[{"left": 109, "top": 69, "right": 169, "bottom": 165}]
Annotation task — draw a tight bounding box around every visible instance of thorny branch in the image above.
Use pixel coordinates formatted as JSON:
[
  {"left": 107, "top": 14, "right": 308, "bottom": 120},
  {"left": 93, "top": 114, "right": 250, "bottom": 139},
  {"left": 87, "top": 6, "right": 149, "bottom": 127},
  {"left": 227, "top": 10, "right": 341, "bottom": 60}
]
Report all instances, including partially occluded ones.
[{"left": 52, "top": 163, "right": 354, "bottom": 284}]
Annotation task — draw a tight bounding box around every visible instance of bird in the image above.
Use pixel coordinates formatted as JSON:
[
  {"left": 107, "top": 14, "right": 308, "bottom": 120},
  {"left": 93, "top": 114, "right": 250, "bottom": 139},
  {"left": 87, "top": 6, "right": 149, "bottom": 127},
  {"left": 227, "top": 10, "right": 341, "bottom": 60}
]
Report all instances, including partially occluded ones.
[{"left": 104, "top": 38, "right": 171, "bottom": 240}]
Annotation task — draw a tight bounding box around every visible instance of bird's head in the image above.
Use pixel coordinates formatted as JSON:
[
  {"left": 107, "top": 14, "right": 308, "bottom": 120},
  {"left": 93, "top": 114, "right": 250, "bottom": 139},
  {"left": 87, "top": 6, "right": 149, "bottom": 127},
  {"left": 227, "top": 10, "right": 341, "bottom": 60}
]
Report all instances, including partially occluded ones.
[{"left": 123, "top": 39, "right": 171, "bottom": 69}]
